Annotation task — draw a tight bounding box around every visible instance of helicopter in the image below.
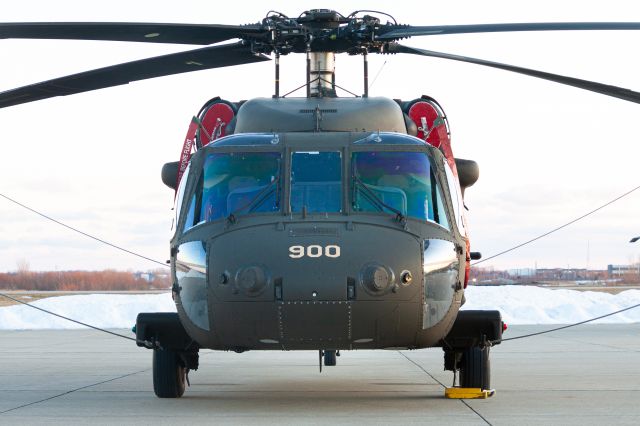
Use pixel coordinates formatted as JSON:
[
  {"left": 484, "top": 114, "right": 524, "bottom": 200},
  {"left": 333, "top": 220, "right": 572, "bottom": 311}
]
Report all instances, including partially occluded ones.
[{"left": 1, "top": 8, "right": 640, "bottom": 399}]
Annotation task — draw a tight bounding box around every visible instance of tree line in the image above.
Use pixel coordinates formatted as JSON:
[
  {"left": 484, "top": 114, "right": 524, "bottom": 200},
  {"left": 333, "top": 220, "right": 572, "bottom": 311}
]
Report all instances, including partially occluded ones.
[{"left": 0, "top": 269, "right": 171, "bottom": 291}]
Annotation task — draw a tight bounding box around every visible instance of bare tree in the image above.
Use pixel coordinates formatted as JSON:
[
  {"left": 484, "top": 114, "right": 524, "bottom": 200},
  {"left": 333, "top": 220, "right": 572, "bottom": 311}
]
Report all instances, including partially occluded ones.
[{"left": 16, "top": 258, "right": 30, "bottom": 273}]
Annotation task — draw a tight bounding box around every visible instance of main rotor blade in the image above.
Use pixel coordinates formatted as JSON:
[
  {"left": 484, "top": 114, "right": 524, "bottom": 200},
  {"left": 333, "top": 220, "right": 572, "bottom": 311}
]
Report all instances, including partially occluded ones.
[
  {"left": 378, "top": 22, "right": 640, "bottom": 39},
  {"left": 0, "top": 22, "right": 266, "bottom": 45},
  {"left": 0, "top": 42, "right": 270, "bottom": 108},
  {"left": 390, "top": 44, "right": 640, "bottom": 104}
]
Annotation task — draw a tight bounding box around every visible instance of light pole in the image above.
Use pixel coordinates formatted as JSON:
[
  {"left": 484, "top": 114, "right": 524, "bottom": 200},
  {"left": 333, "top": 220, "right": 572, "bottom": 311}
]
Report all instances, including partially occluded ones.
[{"left": 631, "top": 237, "right": 640, "bottom": 277}]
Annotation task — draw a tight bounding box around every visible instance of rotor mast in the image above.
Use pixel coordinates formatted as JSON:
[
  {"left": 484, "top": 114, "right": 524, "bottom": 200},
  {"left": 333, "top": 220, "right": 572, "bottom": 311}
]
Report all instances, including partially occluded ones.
[
  {"left": 275, "top": 50, "right": 366, "bottom": 99},
  {"left": 309, "top": 52, "right": 336, "bottom": 97}
]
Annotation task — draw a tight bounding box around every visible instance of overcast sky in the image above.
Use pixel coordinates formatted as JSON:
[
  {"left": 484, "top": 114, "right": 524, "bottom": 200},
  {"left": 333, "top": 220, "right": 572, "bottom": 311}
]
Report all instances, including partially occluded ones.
[{"left": 0, "top": 0, "right": 639, "bottom": 272}]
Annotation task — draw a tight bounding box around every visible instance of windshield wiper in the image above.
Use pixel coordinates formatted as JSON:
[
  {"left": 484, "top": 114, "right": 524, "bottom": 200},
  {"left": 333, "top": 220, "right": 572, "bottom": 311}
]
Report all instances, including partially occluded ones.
[
  {"left": 353, "top": 174, "right": 406, "bottom": 223},
  {"left": 226, "top": 176, "right": 280, "bottom": 224}
]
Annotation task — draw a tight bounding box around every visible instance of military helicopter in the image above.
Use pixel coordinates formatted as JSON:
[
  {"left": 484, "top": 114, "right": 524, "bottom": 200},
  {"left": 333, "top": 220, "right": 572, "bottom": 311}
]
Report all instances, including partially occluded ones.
[{"left": 1, "top": 9, "right": 640, "bottom": 399}]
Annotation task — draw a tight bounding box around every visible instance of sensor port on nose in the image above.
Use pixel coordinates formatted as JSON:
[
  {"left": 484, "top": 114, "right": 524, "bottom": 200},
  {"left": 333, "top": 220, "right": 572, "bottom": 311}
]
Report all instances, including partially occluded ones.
[
  {"left": 360, "top": 262, "right": 395, "bottom": 295},
  {"left": 235, "top": 265, "right": 269, "bottom": 297}
]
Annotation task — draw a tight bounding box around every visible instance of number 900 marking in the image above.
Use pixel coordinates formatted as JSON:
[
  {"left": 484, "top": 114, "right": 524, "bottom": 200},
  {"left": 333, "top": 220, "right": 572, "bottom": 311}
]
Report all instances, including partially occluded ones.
[{"left": 289, "top": 245, "right": 341, "bottom": 259}]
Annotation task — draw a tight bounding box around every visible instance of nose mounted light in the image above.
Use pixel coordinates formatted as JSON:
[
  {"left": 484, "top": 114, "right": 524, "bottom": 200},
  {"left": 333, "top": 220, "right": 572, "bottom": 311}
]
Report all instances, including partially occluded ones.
[
  {"left": 235, "top": 265, "right": 270, "bottom": 297},
  {"left": 360, "top": 262, "right": 395, "bottom": 295}
]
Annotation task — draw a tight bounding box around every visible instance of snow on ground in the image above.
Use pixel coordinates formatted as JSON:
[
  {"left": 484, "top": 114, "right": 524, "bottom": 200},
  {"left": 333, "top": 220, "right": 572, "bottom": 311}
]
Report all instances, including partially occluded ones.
[
  {"left": 0, "top": 286, "right": 639, "bottom": 330},
  {"left": 0, "top": 293, "right": 175, "bottom": 330},
  {"left": 462, "top": 285, "right": 640, "bottom": 324}
]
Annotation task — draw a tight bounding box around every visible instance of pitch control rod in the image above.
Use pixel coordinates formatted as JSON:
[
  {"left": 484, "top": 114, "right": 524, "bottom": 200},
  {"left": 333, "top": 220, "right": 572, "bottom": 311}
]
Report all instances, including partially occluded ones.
[
  {"left": 306, "top": 44, "right": 311, "bottom": 98},
  {"left": 273, "top": 51, "right": 280, "bottom": 98},
  {"left": 363, "top": 51, "right": 369, "bottom": 98}
]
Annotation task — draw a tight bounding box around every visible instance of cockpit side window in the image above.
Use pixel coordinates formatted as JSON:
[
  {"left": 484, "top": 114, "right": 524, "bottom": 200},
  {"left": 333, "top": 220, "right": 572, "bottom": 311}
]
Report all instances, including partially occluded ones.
[
  {"left": 183, "top": 173, "right": 202, "bottom": 233},
  {"left": 433, "top": 180, "right": 450, "bottom": 229},
  {"left": 442, "top": 158, "right": 467, "bottom": 236},
  {"left": 174, "top": 163, "right": 191, "bottom": 226}
]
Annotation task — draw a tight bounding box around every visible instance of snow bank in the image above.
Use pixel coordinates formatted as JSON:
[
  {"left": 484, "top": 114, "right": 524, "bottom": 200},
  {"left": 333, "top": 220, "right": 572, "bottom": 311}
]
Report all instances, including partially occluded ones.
[
  {"left": 462, "top": 285, "right": 640, "bottom": 324},
  {"left": 1, "top": 286, "right": 639, "bottom": 330},
  {"left": 0, "top": 293, "right": 175, "bottom": 330}
]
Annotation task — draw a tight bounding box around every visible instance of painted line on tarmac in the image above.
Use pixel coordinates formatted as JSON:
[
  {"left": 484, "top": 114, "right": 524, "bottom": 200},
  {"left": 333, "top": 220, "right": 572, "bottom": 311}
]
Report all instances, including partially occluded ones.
[
  {"left": 398, "top": 351, "right": 493, "bottom": 426},
  {"left": 0, "top": 368, "right": 149, "bottom": 415}
]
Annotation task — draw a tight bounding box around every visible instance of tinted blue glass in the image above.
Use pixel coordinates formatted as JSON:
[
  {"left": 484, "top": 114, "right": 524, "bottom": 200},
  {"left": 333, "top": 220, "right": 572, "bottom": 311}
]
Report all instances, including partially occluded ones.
[
  {"left": 201, "top": 152, "right": 281, "bottom": 222},
  {"left": 291, "top": 151, "right": 342, "bottom": 213},
  {"left": 434, "top": 184, "right": 450, "bottom": 229},
  {"left": 184, "top": 196, "right": 197, "bottom": 231},
  {"left": 352, "top": 152, "right": 439, "bottom": 222}
]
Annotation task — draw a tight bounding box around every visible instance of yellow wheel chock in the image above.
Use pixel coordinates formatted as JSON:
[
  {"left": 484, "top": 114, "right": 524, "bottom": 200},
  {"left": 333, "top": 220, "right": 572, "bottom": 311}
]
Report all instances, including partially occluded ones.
[{"left": 445, "top": 387, "right": 496, "bottom": 399}]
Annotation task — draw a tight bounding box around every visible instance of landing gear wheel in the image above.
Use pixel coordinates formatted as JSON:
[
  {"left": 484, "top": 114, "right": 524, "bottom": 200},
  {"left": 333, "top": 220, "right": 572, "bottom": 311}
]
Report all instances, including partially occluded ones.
[
  {"left": 153, "top": 348, "right": 186, "bottom": 398},
  {"left": 323, "top": 350, "right": 337, "bottom": 366},
  {"left": 459, "top": 346, "right": 490, "bottom": 389}
]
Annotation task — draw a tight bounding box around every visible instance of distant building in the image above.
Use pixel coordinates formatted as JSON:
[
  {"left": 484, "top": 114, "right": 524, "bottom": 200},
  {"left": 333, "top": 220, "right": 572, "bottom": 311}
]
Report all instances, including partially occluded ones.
[
  {"left": 134, "top": 272, "right": 155, "bottom": 282},
  {"left": 506, "top": 268, "right": 536, "bottom": 277},
  {"left": 608, "top": 264, "right": 640, "bottom": 276},
  {"left": 535, "top": 268, "right": 588, "bottom": 280}
]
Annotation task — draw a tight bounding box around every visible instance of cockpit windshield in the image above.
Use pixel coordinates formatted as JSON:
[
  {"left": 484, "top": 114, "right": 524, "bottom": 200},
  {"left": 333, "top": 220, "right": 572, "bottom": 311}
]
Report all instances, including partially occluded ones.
[
  {"left": 180, "top": 143, "right": 451, "bottom": 232},
  {"left": 291, "top": 151, "right": 342, "bottom": 213},
  {"left": 183, "top": 152, "right": 281, "bottom": 231},
  {"left": 203, "top": 152, "right": 281, "bottom": 220},
  {"left": 351, "top": 151, "right": 449, "bottom": 227}
]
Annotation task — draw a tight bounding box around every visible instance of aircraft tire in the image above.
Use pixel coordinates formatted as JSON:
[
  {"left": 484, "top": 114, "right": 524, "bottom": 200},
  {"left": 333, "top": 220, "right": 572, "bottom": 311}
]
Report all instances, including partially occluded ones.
[
  {"left": 153, "top": 348, "right": 186, "bottom": 398},
  {"left": 323, "top": 350, "right": 337, "bottom": 366},
  {"left": 459, "top": 346, "right": 490, "bottom": 389}
]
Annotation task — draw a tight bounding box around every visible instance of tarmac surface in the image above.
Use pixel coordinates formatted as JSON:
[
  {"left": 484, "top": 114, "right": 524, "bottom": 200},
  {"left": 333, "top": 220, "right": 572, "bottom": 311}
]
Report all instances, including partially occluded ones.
[{"left": 0, "top": 324, "right": 639, "bottom": 425}]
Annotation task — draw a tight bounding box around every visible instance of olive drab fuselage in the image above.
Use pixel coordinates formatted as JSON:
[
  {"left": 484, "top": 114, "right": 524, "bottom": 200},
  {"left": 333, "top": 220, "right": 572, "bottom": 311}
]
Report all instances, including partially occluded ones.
[{"left": 169, "top": 96, "right": 471, "bottom": 352}]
